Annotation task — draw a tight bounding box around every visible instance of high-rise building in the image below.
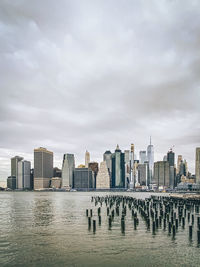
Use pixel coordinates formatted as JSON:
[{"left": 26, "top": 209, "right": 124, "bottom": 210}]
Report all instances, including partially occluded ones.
[
  {"left": 147, "top": 137, "right": 154, "bottom": 183},
  {"left": 177, "top": 155, "right": 183, "bottom": 174},
  {"left": 61, "top": 154, "right": 75, "bottom": 189},
  {"left": 34, "top": 147, "right": 53, "bottom": 190},
  {"left": 195, "top": 148, "right": 200, "bottom": 183},
  {"left": 85, "top": 150, "right": 90, "bottom": 168},
  {"left": 124, "top": 150, "right": 130, "bottom": 188},
  {"left": 138, "top": 163, "right": 149, "bottom": 186},
  {"left": 103, "top": 151, "right": 112, "bottom": 175},
  {"left": 73, "top": 168, "right": 93, "bottom": 189},
  {"left": 17, "top": 160, "right": 31, "bottom": 189},
  {"left": 139, "top": 151, "right": 147, "bottom": 164},
  {"left": 154, "top": 161, "right": 170, "bottom": 188},
  {"left": 111, "top": 145, "right": 125, "bottom": 188},
  {"left": 167, "top": 149, "right": 175, "bottom": 188},
  {"left": 130, "top": 144, "right": 135, "bottom": 189},
  {"left": 11, "top": 156, "right": 23, "bottom": 188},
  {"left": 96, "top": 161, "right": 110, "bottom": 189},
  {"left": 88, "top": 162, "right": 98, "bottom": 188},
  {"left": 7, "top": 176, "right": 16, "bottom": 190}
]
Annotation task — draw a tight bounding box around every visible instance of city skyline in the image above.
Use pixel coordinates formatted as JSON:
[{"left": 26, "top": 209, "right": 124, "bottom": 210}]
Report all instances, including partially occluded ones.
[
  {"left": 0, "top": 140, "right": 198, "bottom": 181},
  {"left": 0, "top": 1, "right": 200, "bottom": 181}
]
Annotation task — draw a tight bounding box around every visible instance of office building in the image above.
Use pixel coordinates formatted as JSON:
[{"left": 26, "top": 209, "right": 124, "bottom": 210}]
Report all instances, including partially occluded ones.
[
  {"left": 34, "top": 147, "right": 53, "bottom": 190},
  {"left": 11, "top": 156, "right": 23, "bottom": 188},
  {"left": 139, "top": 151, "right": 147, "bottom": 164},
  {"left": 147, "top": 137, "right": 154, "bottom": 183},
  {"left": 124, "top": 150, "right": 130, "bottom": 187},
  {"left": 17, "top": 160, "right": 31, "bottom": 189},
  {"left": 138, "top": 163, "right": 149, "bottom": 186},
  {"left": 85, "top": 150, "right": 90, "bottom": 168},
  {"left": 167, "top": 149, "right": 175, "bottom": 188},
  {"left": 7, "top": 176, "right": 16, "bottom": 190},
  {"left": 177, "top": 155, "right": 183, "bottom": 174},
  {"left": 111, "top": 145, "right": 125, "bottom": 188},
  {"left": 73, "top": 168, "right": 93, "bottom": 189},
  {"left": 195, "top": 148, "right": 200, "bottom": 183},
  {"left": 62, "top": 154, "right": 75, "bottom": 189},
  {"left": 88, "top": 162, "right": 98, "bottom": 188},
  {"left": 154, "top": 161, "right": 170, "bottom": 188},
  {"left": 103, "top": 151, "right": 112, "bottom": 176},
  {"left": 96, "top": 161, "right": 110, "bottom": 189}
]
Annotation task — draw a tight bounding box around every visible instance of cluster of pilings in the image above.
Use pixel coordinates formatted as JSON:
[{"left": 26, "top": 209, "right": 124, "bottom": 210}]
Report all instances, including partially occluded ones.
[{"left": 86, "top": 195, "right": 200, "bottom": 243}]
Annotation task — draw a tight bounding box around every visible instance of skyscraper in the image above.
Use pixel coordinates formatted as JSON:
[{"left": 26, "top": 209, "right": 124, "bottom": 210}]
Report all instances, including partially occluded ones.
[
  {"left": 177, "top": 155, "right": 183, "bottom": 174},
  {"left": 18, "top": 160, "right": 31, "bottom": 189},
  {"left": 111, "top": 145, "right": 125, "bottom": 188},
  {"left": 154, "top": 161, "right": 170, "bottom": 188},
  {"left": 85, "top": 150, "right": 90, "bottom": 168},
  {"left": 138, "top": 163, "right": 149, "bottom": 186},
  {"left": 96, "top": 161, "right": 110, "bottom": 189},
  {"left": 167, "top": 149, "right": 175, "bottom": 188},
  {"left": 11, "top": 156, "right": 23, "bottom": 188},
  {"left": 147, "top": 137, "right": 154, "bottom": 183},
  {"left": 195, "top": 148, "right": 200, "bottom": 183},
  {"left": 103, "top": 151, "right": 112, "bottom": 176},
  {"left": 73, "top": 168, "right": 93, "bottom": 189},
  {"left": 62, "top": 154, "right": 75, "bottom": 189},
  {"left": 34, "top": 147, "right": 53, "bottom": 190},
  {"left": 124, "top": 150, "right": 130, "bottom": 188},
  {"left": 139, "top": 151, "right": 147, "bottom": 164}
]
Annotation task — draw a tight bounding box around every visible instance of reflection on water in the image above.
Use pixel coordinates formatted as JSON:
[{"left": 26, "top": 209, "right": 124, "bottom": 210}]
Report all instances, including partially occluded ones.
[
  {"left": 33, "top": 198, "right": 54, "bottom": 227},
  {"left": 0, "top": 192, "right": 199, "bottom": 267}
]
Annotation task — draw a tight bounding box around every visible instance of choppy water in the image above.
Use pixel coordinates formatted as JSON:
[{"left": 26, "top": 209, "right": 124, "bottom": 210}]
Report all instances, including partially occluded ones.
[{"left": 0, "top": 192, "right": 200, "bottom": 267}]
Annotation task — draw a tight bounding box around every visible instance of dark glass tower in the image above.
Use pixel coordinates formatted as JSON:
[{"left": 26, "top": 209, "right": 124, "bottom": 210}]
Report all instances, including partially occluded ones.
[{"left": 111, "top": 145, "right": 125, "bottom": 188}]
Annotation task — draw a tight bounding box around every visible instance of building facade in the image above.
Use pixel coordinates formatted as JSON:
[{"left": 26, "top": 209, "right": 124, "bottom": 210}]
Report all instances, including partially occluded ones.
[
  {"left": 85, "top": 151, "right": 90, "bottom": 168},
  {"left": 154, "top": 161, "right": 170, "bottom": 188},
  {"left": 139, "top": 151, "right": 147, "bottom": 164},
  {"left": 147, "top": 137, "right": 154, "bottom": 183},
  {"left": 195, "top": 148, "right": 200, "bottom": 183},
  {"left": 7, "top": 176, "right": 16, "bottom": 190},
  {"left": 111, "top": 145, "right": 125, "bottom": 188},
  {"left": 34, "top": 147, "right": 53, "bottom": 190},
  {"left": 11, "top": 156, "right": 23, "bottom": 188},
  {"left": 96, "top": 161, "right": 110, "bottom": 189},
  {"left": 167, "top": 150, "right": 175, "bottom": 188},
  {"left": 73, "top": 168, "right": 93, "bottom": 189},
  {"left": 61, "top": 154, "right": 75, "bottom": 189},
  {"left": 138, "top": 163, "right": 149, "bottom": 186},
  {"left": 17, "top": 160, "right": 31, "bottom": 189}
]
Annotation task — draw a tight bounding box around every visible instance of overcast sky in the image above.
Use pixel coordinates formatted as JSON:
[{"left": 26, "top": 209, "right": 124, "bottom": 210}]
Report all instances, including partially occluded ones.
[{"left": 0, "top": 0, "right": 200, "bottom": 181}]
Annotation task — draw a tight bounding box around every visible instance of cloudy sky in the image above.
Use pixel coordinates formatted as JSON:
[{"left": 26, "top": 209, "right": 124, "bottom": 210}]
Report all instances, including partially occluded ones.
[{"left": 0, "top": 0, "right": 200, "bottom": 181}]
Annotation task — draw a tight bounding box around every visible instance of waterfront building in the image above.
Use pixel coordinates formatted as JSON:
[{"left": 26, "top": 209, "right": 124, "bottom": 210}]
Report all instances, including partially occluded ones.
[
  {"left": 195, "top": 147, "right": 200, "bottom": 183},
  {"left": 111, "top": 145, "right": 125, "bottom": 188},
  {"left": 51, "top": 177, "right": 62, "bottom": 189},
  {"left": 154, "top": 161, "right": 170, "bottom": 188},
  {"left": 17, "top": 160, "right": 31, "bottom": 189},
  {"left": 138, "top": 162, "right": 149, "bottom": 186},
  {"left": 7, "top": 176, "right": 16, "bottom": 190},
  {"left": 139, "top": 151, "right": 147, "bottom": 164},
  {"left": 96, "top": 161, "right": 110, "bottom": 189},
  {"left": 61, "top": 154, "right": 75, "bottom": 189},
  {"left": 30, "top": 169, "right": 34, "bottom": 190},
  {"left": 85, "top": 150, "right": 90, "bottom": 168},
  {"left": 11, "top": 156, "right": 23, "bottom": 188},
  {"left": 88, "top": 162, "right": 98, "bottom": 188},
  {"left": 167, "top": 149, "right": 175, "bottom": 188},
  {"left": 73, "top": 168, "right": 93, "bottom": 189},
  {"left": 147, "top": 137, "right": 154, "bottom": 183},
  {"left": 34, "top": 147, "right": 53, "bottom": 190},
  {"left": 130, "top": 144, "right": 135, "bottom": 189}
]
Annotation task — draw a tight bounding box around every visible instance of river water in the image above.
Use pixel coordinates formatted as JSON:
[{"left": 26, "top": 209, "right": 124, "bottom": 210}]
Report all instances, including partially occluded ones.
[{"left": 0, "top": 192, "right": 199, "bottom": 267}]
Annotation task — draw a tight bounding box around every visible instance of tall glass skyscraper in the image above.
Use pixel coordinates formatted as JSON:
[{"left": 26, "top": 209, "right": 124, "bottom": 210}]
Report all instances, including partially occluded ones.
[
  {"left": 62, "top": 154, "right": 75, "bottom": 189},
  {"left": 147, "top": 137, "right": 154, "bottom": 184},
  {"left": 111, "top": 145, "right": 125, "bottom": 188}
]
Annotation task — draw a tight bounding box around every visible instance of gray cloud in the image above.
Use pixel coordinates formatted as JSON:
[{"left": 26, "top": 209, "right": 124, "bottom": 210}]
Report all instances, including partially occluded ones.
[{"left": 0, "top": 0, "right": 200, "bottom": 180}]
